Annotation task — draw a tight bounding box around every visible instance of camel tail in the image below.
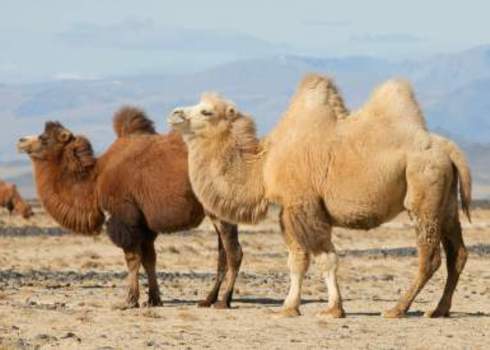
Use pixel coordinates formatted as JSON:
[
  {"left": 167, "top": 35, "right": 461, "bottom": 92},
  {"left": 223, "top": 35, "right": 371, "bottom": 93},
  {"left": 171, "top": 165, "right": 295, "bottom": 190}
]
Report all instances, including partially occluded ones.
[
  {"left": 113, "top": 106, "right": 156, "bottom": 137},
  {"left": 437, "top": 136, "right": 472, "bottom": 222}
]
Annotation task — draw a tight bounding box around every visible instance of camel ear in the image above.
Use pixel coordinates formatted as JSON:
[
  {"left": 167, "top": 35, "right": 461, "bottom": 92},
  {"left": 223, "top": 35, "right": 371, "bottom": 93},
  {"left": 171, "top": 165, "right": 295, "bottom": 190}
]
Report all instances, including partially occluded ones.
[
  {"left": 58, "top": 129, "right": 73, "bottom": 143},
  {"left": 64, "top": 136, "right": 96, "bottom": 175},
  {"left": 226, "top": 106, "right": 237, "bottom": 119}
]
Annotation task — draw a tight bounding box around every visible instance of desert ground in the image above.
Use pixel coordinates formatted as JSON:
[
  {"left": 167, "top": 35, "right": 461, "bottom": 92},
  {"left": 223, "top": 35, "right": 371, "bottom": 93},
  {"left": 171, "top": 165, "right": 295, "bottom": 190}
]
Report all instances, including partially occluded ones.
[{"left": 0, "top": 201, "right": 489, "bottom": 350}]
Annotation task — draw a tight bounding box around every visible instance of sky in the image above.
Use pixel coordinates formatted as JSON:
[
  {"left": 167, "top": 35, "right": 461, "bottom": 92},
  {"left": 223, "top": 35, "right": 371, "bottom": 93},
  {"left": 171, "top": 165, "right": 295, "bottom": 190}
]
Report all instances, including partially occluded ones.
[{"left": 1, "top": 0, "right": 489, "bottom": 83}]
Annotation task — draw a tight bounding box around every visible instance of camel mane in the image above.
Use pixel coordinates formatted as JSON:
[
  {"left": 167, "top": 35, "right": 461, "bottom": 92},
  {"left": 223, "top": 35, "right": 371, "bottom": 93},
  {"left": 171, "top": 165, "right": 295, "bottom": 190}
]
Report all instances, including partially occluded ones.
[
  {"left": 113, "top": 106, "right": 156, "bottom": 137},
  {"left": 230, "top": 112, "right": 264, "bottom": 158},
  {"left": 62, "top": 136, "right": 97, "bottom": 178}
]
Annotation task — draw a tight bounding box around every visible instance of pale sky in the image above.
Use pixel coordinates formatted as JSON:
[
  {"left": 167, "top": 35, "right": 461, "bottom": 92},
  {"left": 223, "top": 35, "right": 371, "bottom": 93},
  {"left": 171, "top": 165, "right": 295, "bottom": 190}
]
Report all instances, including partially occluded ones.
[{"left": 1, "top": 0, "right": 489, "bottom": 83}]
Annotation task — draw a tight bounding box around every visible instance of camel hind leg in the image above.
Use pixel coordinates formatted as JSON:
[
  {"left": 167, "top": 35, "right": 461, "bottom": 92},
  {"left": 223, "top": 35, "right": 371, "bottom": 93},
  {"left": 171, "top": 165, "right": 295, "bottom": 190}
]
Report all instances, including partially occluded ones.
[
  {"left": 425, "top": 187, "right": 468, "bottom": 318},
  {"left": 140, "top": 231, "right": 162, "bottom": 307},
  {"left": 384, "top": 158, "right": 449, "bottom": 318}
]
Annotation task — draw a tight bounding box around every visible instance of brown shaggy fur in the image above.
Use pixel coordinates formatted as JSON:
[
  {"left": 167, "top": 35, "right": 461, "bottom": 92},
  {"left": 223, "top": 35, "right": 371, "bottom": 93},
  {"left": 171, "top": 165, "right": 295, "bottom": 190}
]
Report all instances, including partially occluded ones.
[
  {"left": 170, "top": 74, "right": 472, "bottom": 319},
  {"left": 0, "top": 180, "right": 33, "bottom": 219},
  {"left": 113, "top": 106, "right": 156, "bottom": 137},
  {"left": 18, "top": 107, "right": 242, "bottom": 309}
]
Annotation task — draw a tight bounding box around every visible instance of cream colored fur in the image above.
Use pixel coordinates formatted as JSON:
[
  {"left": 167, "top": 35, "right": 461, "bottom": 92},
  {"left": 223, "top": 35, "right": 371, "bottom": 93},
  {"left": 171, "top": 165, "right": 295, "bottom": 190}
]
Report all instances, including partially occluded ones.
[{"left": 169, "top": 74, "right": 472, "bottom": 319}]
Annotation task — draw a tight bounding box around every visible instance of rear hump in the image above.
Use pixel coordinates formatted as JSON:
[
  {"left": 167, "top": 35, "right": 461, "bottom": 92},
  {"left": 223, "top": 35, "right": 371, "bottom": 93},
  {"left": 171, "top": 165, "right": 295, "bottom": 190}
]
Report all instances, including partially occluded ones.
[
  {"left": 363, "top": 79, "right": 427, "bottom": 129},
  {"left": 113, "top": 106, "right": 156, "bottom": 137}
]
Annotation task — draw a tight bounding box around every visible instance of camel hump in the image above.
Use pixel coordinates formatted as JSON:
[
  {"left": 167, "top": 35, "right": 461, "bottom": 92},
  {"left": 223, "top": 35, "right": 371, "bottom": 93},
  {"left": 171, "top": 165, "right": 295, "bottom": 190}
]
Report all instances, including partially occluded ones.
[
  {"left": 297, "top": 73, "right": 331, "bottom": 91},
  {"left": 364, "top": 78, "right": 427, "bottom": 129},
  {"left": 113, "top": 106, "right": 156, "bottom": 137},
  {"left": 289, "top": 73, "right": 349, "bottom": 118}
]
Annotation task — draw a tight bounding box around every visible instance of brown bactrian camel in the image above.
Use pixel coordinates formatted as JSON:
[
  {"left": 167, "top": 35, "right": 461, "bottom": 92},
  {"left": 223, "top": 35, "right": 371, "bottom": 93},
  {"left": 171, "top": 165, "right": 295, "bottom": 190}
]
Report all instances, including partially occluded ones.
[
  {"left": 169, "top": 74, "right": 472, "bottom": 319},
  {"left": 17, "top": 107, "right": 242, "bottom": 309},
  {"left": 0, "top": 180, "right": 33, "bottom": 219}
]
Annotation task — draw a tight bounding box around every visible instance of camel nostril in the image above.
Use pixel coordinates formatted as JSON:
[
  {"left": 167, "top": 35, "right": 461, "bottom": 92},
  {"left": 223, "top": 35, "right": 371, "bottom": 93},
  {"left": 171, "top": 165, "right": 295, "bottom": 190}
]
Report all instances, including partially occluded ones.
[
  {"left": 172, "top": 109, "right": 184, "bottom": 117},
  {"left": 18, "top": 137, "right": 26, "bottom": 143}
]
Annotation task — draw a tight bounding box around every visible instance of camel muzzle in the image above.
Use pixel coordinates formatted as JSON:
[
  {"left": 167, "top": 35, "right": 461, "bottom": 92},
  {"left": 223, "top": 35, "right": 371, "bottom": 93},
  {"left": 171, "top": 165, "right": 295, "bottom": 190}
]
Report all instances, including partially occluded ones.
[
  {"left": 168, "top": 110, "right": 188, "bottom": 127},
  {"left": 16, "top": 136, "right": 37, "bottom": 153}
]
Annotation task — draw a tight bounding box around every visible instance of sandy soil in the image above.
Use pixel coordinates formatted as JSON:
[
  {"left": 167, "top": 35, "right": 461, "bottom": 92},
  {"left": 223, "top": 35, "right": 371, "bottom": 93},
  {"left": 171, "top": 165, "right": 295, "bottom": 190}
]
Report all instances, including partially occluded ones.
[{"left": 0, "top": 203, "right": 489, "bottom": 349}]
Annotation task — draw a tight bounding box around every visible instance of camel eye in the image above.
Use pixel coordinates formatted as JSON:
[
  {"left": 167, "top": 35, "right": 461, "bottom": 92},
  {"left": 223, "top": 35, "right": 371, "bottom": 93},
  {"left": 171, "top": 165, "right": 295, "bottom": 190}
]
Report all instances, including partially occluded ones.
[{"left": 201, "top": 110, "right": 213, "bottom": 117}]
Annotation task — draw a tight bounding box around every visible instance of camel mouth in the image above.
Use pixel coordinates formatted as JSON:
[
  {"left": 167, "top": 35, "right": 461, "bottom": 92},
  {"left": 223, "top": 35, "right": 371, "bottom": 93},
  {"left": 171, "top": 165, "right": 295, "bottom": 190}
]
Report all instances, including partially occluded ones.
[
  {"left": 167, "top": 112, "right": 188, "bottom": 128},
  {"left": 17, "top": 142, "right": 31, "bottom": 153},
  {"left": 16, "top": 144, "right": 29, "bottom": 153},
  {"left": 17, "top": 136, "right": 38, "bottom": 154}
]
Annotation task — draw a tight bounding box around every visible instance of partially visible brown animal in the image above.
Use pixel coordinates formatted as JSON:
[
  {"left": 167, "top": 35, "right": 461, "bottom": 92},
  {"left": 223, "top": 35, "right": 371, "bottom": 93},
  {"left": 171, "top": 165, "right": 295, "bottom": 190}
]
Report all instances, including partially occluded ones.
[
  {"left": 0, "top": 180, "right": 33, "bottom": 219},
  {"left": 169, "top": 74, "right": 472, "bottom": 319},
  {"left": 17, "top": 107, "right": 242, "bottom": 309}
]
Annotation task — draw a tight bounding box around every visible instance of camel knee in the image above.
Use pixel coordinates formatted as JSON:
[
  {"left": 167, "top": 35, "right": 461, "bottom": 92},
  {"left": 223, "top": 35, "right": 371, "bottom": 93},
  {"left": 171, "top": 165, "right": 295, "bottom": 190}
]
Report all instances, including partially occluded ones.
[
  {"left": 317, "top": 251, "right": 338, "bottom": 273},
  {"left": 288, "top": 250, "right": 310, "bottom": 273}
]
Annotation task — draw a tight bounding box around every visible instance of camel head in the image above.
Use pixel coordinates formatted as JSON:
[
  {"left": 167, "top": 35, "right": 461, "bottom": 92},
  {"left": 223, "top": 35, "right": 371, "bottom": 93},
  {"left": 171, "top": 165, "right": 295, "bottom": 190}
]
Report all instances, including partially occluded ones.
[
  {"left": 17, "top": 121, "right": 96, "bottom": 176},
  {"left": 168, "top": 93, "right": 242, "bottom": 138},
  {"left": 12, "top": 198, "right": 34, "bottom": 219},
  {"left": 17, "top": 121, "right": 74, "bottom": 160}
]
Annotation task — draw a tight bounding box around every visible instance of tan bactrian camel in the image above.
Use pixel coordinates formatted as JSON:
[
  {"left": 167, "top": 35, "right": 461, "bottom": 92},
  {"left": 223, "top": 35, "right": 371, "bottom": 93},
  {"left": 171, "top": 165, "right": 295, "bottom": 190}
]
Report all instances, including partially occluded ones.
[
  {"left": 169, "top": 74, "right": 472, "bottom": 318},
  {"left": 17, "top": 107, "right": 242, "bottom": 309}
]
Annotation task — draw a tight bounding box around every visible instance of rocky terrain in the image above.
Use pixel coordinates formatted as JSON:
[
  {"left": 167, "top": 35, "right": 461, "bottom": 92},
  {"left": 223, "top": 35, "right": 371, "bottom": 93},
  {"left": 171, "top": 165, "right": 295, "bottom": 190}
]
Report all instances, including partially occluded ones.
[{"left": 0, "top": 203, "right": 489, "bottom": 349}]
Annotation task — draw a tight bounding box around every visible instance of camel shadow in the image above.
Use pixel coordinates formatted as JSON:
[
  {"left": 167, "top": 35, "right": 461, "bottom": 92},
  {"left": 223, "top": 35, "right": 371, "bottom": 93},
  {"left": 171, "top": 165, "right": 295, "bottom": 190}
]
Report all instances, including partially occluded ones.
[
  {"left": 449, "top": 311, "right": 490, "bottom": 318},
  {"left": 234, "top": 297, "right": 327, "bottom": 306},
  {"left": 346, "top": 312, "right": 381, "bottom": 317},
  {"left": 138, "top": 299, "right": 490, "bottom": 318},
  {"left": 159, "top": 299, "right": 198, "bottom": 306},
  {"left": 157, "top": 297, "right": 328, "bottom": 308},
  {"left": 348, "top": 311, "right": 490, "bottom": 318}
]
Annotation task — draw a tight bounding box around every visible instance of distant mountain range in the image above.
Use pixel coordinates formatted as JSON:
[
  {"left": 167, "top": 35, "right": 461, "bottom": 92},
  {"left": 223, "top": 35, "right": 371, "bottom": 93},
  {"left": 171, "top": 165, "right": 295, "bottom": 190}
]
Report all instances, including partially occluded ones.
[{"left": 1, "top": 44, "right": 489, "bottom": 198}]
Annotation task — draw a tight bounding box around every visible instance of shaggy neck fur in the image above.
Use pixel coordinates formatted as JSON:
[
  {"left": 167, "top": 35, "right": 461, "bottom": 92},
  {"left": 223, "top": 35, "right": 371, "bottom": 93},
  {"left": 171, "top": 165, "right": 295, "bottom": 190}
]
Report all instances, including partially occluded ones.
[
  {"left": 32, "top": 141, "right": 104, "bottom": 234},
  {"left": 186, "top": 116, "right": 269, "bottom": 224}
]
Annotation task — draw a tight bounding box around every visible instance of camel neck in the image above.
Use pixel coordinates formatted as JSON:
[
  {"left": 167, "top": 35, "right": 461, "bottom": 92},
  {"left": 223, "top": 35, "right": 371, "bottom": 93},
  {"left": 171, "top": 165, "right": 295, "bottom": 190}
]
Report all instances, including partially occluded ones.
[
  {"left": 33, "top": 160, "right": 104, "bottom": 234},
  {"left": 186, "top": 130, "right": 269, "bottom": 224}
]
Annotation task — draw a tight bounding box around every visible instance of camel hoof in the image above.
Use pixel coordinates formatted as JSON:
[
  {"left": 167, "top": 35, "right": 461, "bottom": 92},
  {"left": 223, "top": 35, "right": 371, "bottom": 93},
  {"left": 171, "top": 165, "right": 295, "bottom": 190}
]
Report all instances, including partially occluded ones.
[
  {"left": 317, "top": 306, "right": 346, "bottom": 319},
  {"left": 382, "top": 308, "right": 405, "bottom": 319},
  {"left": 197, "top": 300, "right": 213, "bottom": 308},
  {"left": 424, "top": 309, "right": 450, "bottom": 318},
  {"left": 112, "top": 300, "right": 139, "bottom": 310},
  {"left": 213, "top": 301, "right": 231, "bottom": 309},
  {"left": 272, "top": 308, "right": 301, "bottom": 319}
]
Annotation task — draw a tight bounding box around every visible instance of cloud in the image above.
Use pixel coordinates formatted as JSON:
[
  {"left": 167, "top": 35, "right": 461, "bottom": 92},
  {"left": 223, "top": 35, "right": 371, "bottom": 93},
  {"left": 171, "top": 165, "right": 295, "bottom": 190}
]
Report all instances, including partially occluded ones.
[
  {"left": 350, "top": 33, "right": 424, "bottom": 44},
  {"left": 57, "top": 18, "right": 286, "bottom": 54},
  {"left": 53, "top": 73, "right": 100, "bottom": 81},
  {"left": 302, "top": 19, "right": 350, "bottom": 28}
]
